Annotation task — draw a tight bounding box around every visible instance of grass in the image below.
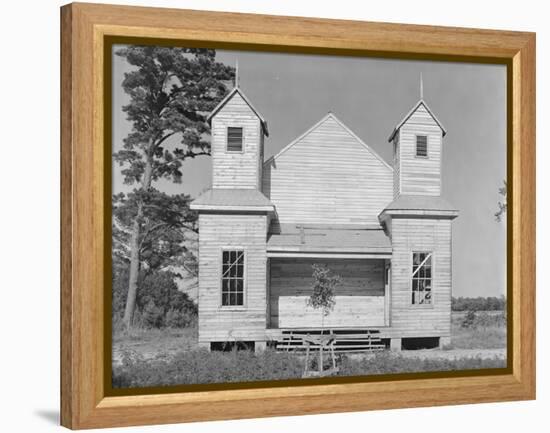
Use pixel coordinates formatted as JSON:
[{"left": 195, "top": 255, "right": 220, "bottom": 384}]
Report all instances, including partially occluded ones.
[
  {"left": 112, "top": 348, "right": 505, "bottom": 388},
  {"left": 112, "top": 310, "right": 507, "bottom": 388},
  {"left": 448, "top": 311, "right": 507, "bottom": 349}
]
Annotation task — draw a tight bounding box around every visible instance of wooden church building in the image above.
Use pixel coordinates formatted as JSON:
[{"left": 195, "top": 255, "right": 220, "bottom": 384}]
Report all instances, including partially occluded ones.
[{"left": 191, "top": 81, "right": 458, "bottom": 352}]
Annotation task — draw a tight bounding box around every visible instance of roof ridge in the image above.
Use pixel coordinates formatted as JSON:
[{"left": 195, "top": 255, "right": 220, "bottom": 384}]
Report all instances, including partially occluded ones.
[
  {"left": 207, "top": 87, "right": 269, "bottom": 136},
  {"left": 388, "top": 99, "right": 447, "bottom": 142}
]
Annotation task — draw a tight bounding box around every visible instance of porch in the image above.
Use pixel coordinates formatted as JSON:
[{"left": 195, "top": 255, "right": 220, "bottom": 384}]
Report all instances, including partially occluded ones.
[{"left": 266, "top": 224, "right": 392, "bottom": 331}]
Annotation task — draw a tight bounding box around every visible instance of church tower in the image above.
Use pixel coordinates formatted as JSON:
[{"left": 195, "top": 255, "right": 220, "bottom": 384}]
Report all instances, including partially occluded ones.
[
  {"left": 388, "top": 76, "right": 447, "bottom": 198},
  {"left": 206, "top": 80, "right": 268, "bottom": 190},
  {"left": 380, "top": 77, "right": 458, "bottom": 351},
  {"left": 191, "top": 73, "right": 273, "bottom": 352}
]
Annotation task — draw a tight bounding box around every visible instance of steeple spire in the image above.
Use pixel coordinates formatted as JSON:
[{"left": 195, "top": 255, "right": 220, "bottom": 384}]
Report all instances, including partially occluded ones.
[{"left": 420, "top": 72, "right": 423, "bottom": 100}]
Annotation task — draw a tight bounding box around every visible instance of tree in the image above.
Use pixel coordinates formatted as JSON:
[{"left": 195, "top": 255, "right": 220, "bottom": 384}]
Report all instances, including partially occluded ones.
[
  {"left": 115, "top": 46, "right": 234, "bottom": 329},
  {"left": 495, "top": 180, "right": 507, "bottom": 222},
  {"left": 307, "top": 264, "right": 341, "bottom": 321}
]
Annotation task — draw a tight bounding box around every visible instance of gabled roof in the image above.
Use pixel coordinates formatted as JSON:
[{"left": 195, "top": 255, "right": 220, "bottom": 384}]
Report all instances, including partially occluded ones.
[
  {"left": 264, "top": 112, "right": 392, "bottom": 171},
  {"left": 207, "top": 87, "right": 269, "bottom": 136},
  {"left": 191, "top": 188, "right": 274, "bottom": 212},
  {"left": 267, "top": 224, "right": 392, "bottom": 255},
  {"left": 388, "top": 99, "right": 447, "bottom": 142},
  {"left": 379, "top": 194, "right": 458, "bottom": 220}
]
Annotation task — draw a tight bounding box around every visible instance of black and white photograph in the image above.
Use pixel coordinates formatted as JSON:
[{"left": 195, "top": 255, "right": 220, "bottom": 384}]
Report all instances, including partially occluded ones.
[{"left": 110, "top": 44, "right": 507, "bottom": 388}]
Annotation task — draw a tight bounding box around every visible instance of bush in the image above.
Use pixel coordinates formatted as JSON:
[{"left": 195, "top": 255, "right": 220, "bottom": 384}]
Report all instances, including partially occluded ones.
[
  {"left": 461, "top": 310, "right": 477, "bottom": 328},
  {"left": 460, "top": 310, "right": 507, "bottom": 329},
  {"left": 452, "top": 296, "right": 506, "bottom": 312},
  {"left": 112, "top": 268, "right": 197, "bottom": 329}
]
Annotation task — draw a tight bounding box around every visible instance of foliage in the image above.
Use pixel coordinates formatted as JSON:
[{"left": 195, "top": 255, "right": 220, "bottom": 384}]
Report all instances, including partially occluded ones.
[
  {"left": 307, "top": 264, "right": 341, "bottom": 316},
  {"left": 112, "top": 348, "right": 304, "bottom": 388},
  {"left": 495, "top": 180, "right": 507, "bottom": 222},
  {"left": 115, "top": 46, "right": 234, "bottom": 186},
  {"left": 112, "top": 348, "right": 505, "bottom": 388},
  {"left": 460, "top": 310, "right": 507, "bottom": 329},
  {"left": 451, "top": 296, "right": 506, "bottom": 311},
  {"left": 112, "top": 190, "right": 198, "bottom": 274},
  {"left": 112, "top": 267, "right": 197, "bottom": 329}
]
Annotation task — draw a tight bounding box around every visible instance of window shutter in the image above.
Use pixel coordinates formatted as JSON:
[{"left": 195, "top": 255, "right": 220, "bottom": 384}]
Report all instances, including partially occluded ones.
[
  {"left": 416, "top": 135, "right": 428, "bottom": 157},
  {"left": 227, "top": 127, "right": 243, "bottom": 152}
]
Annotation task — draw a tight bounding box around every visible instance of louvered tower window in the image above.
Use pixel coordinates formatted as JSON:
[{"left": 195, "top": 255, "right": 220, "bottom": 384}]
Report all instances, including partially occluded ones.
[
  {"left": 416, "top": 135, "right": 428, "bottom": 157},
  {"left": 227, "top": 127, "right": 243, "bottom": 152}
]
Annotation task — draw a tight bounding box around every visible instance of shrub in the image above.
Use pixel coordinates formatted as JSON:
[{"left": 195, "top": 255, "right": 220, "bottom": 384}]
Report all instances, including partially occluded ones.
[
  {"left": 112, "top": 268, "right": 198, "bottom": 329},
  {"left": 141, "top": 300, "right": 164, "bottom": 329},
  {"left": 461, "top": 310, "right": 477, "bottom": 328}
]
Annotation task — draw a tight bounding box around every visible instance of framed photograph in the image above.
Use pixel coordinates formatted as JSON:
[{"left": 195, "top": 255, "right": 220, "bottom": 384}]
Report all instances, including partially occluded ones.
[{"left": 60, "top": 2, "right": 535, "bottom": 429}]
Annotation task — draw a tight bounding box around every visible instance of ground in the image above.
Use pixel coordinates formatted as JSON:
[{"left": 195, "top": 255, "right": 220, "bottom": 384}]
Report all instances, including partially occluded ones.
[{"left": 112, "top": 311, "right": 506, "bottom": 388}]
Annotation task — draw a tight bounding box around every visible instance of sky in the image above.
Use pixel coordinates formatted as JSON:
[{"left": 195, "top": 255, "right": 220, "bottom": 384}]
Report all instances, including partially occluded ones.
[{"left": 112, "top": 45, "right": 507, "bottom": 298}]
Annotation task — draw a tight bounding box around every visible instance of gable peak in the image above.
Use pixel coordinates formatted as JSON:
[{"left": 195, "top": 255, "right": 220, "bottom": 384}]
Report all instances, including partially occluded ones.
[{"left": 387, "top": 98, "right": 447, "bottom": 142}]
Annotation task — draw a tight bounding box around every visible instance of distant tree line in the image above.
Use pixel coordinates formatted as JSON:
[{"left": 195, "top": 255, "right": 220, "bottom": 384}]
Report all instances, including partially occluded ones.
[{"left": 451, "top": 296, "right": 506, "bottom": 312}]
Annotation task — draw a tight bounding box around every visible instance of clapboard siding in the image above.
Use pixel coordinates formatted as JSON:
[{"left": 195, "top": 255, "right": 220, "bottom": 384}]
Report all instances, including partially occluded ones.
[
  {"left": 398, "top": 104, "right": 442, "bottom": 196},
  {"left": 269, "top": 258, "right": 384, "bottom": 327},
  {"left": 388, "top": 218, "right": 452, "bottom": 338},
  {"left": 198, "top": 213, "right": 268, "bottom": 343},
  {"left": 263, "top": 115, "right": 393, "bottom": 225},
  {"left": 211, "top": 92, "right": 263, "bottom": 189}
]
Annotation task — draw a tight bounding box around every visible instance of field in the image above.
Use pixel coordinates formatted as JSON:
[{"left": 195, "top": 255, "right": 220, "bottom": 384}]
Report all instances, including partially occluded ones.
[{"left": 112, "top": 311, "right": 506, "bottom": 388}]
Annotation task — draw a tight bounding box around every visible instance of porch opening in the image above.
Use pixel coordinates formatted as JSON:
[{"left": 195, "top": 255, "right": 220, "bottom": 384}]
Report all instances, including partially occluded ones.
[{"left": 268, "top": 257, "right": 389, "bottom": 329}]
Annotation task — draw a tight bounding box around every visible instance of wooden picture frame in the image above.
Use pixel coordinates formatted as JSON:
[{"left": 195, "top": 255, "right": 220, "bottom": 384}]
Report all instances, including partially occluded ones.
[{"left": 60, "top": 2, "right": 535, "bottom": 429}]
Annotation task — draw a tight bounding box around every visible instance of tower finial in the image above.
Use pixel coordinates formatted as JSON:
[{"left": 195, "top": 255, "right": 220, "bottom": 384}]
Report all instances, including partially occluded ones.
[
  {"left": 235, "top": 60, "right": 239, "bottom": 88},
  {"left": 420, "top": 72, "right": 423, "bottom": 100}
]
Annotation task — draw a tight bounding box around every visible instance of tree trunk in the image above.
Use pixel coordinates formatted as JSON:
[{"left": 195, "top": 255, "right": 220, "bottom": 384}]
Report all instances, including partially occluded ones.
[{"left": 122, "top": 153, "right": 153, "bottom": 330}]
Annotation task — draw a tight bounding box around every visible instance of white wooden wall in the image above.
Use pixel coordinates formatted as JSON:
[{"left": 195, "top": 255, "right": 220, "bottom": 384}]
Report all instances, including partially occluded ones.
[
  {"left": 263, "top": 116, "right": 393, "bottom": 225},
  {"left": 397, "top": 104, "right": 442, "bottom": 196},
  {"left": 387, "top": 218, "right": 452, "bottom": 338},
  {"left": 211, "top": 92, "right": 263, "bottom": 189},
  {"left": 198, "top": 213, "right": 268, "bottom": 343}
]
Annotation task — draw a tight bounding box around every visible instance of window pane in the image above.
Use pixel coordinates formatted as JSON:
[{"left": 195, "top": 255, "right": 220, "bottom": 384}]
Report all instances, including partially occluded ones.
[
  {"left": 223, "top": 251, "right": 229, "bottom": 264},
  {"left": 222, "top": 293, "right": 230, "bottom": 306},
  {"left": 230, "top": 293, "right": 237, "bottom": 305},
  {"left": 236, "top": 293, "right": 243, "bottom": 305}
]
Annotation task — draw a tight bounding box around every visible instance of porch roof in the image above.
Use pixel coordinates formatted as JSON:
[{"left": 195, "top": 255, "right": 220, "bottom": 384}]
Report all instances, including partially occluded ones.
[{"left": 267, "top": 224, "right": 392, "bottom": 256}]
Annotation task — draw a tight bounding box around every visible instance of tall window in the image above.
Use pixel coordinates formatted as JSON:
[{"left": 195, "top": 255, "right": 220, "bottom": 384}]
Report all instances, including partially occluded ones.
[
  {"left": 416, "top": 135, "right": 428, "bottom": 157},
  {"left": 227, "top": 127, "right": 243, "bottom": 152},
  {"left": 412, "top": 252, "right": 432, "bottom": 305},
  {"left": 221, "top": 250, "right": 245, "bottom": 306}
]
